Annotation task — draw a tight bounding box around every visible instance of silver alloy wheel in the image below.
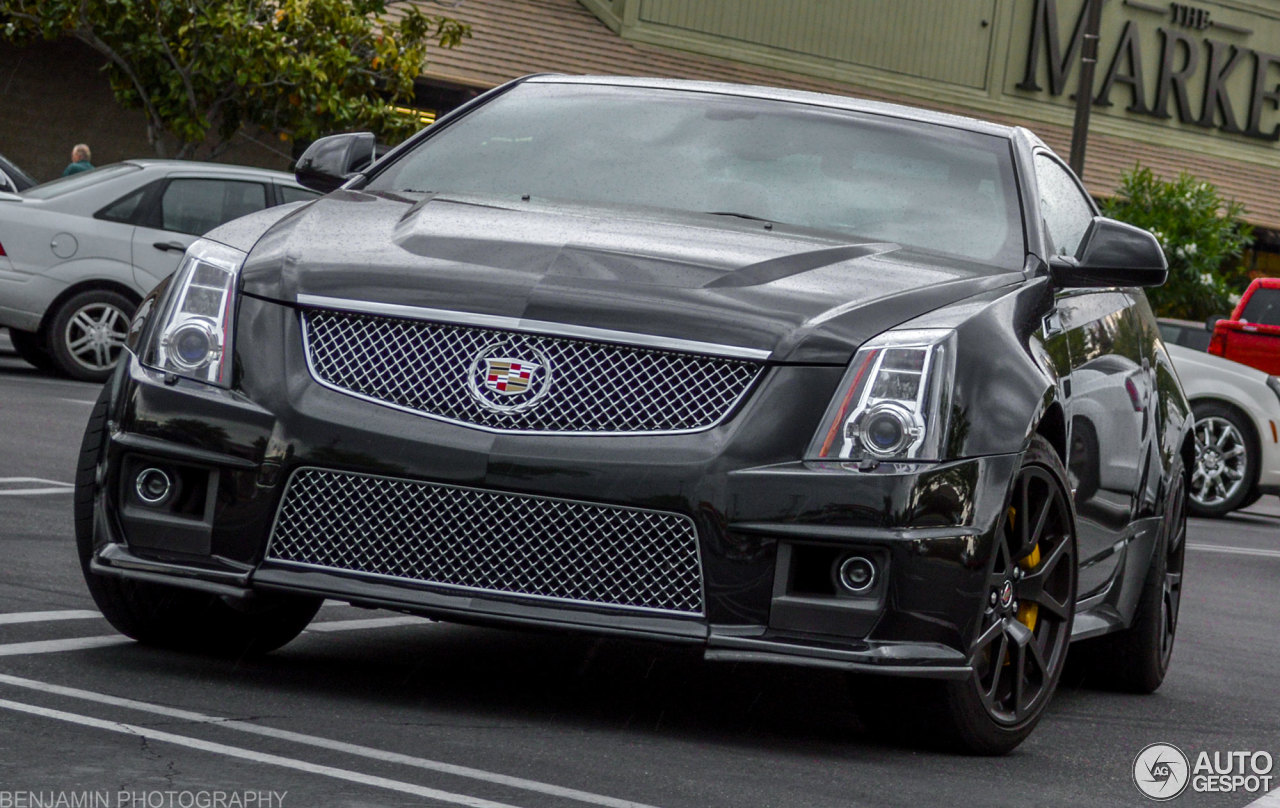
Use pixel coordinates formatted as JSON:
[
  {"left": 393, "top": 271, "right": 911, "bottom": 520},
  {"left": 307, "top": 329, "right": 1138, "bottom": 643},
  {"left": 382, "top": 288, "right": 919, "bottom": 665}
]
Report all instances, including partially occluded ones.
[
  {"left": 1191, "top": 415, "right": 1248, "bottom": 508},
  {"left": 62, "top": 301, "right": 129, "bottom": 372}
]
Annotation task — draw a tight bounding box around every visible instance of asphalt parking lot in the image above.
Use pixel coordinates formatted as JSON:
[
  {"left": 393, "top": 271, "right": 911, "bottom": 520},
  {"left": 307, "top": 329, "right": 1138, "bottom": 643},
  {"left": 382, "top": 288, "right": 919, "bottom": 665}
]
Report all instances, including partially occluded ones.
[{"left": 1, "top": 331, "right": 1278, "bottom": 808}]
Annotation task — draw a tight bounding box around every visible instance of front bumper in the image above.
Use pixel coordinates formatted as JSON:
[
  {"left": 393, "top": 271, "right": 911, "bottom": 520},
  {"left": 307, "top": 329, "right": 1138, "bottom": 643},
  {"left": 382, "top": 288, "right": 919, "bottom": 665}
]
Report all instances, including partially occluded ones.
[{"left": 88, "top": 298, "right": 1021, "bottom": 678}]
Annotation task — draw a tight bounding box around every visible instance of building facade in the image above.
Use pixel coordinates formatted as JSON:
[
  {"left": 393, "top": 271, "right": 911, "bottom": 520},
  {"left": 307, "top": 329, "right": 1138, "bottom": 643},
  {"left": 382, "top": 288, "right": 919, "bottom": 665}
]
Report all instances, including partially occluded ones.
[{"left": 413, "top": 0, "right": 1280, "bottom": 259}]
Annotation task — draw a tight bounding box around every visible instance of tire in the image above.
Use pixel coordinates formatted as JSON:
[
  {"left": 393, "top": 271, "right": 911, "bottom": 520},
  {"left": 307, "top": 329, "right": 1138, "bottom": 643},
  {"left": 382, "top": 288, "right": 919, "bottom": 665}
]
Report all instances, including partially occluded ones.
[
  {"left": 1239, "top": 488, "right": 1264, "bottom": 511},
  {"left": 1188, "top": 401, "right": 1257, "bottom": 517},
  {"left": 7, "top": 328, "right": 57, "bottom": 372},
  {"left": 1076, "top": 456, "right": 1187, "bottom": 693},
  {"left": 76, "top": 388, "right": 321, "bottom": 656},
  {"left": 48, "top": 290, "right": 136, "bottom": 382},
  {"left": 853, "top": 435, "right": 1077, "bottom": 755}
]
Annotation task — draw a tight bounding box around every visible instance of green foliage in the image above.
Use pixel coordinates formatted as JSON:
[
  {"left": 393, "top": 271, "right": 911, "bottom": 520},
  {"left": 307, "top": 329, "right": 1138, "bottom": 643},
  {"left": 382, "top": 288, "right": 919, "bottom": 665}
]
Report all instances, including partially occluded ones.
[
  {"left": 1100, "top": 165, "right": 1253, "bottom": 320},
  {"left": 1, "top": 0, "right": 469, "bottom": 158}
]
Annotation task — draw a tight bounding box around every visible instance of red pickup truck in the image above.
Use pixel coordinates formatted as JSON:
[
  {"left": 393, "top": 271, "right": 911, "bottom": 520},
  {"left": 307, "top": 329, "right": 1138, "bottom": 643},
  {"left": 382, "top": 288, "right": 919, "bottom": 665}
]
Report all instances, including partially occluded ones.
[{"left": 1209, "top": 278, "right": 1280, "bottom": 374}]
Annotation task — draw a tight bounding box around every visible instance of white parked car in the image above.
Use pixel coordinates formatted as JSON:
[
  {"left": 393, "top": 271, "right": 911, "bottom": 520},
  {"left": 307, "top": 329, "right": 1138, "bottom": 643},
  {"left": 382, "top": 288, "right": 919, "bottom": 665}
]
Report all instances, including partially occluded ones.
[
  {"left": 0, "top": 161, "right": 317, "bottom": 380},
  {"left": 1165, "top": 341, "right": 1280, "bottom": 516},
  {"left": 0, "top": 152, "right": 37, "bottom": 195}
]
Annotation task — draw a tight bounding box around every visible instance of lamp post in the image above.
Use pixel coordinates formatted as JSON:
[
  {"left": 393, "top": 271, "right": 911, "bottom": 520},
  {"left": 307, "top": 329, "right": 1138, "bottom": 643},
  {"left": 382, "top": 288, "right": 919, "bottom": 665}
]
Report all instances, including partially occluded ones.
[{"left": 1069, "top": 0, "right": 1104, "bottom": 176}]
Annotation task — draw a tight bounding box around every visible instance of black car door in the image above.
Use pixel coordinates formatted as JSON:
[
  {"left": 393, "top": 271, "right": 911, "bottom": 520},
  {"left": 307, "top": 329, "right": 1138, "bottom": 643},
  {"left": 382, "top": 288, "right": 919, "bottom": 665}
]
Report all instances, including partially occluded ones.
[{"left": 1034, "top": 153, "right": 1151, "bottom": 599}]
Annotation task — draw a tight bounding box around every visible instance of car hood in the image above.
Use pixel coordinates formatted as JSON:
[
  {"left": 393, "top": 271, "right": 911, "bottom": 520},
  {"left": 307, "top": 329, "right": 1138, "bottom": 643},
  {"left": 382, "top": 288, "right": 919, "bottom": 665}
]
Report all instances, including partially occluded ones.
[{"left": 239, "top": 191, "right": 1025, "bottom": 364}]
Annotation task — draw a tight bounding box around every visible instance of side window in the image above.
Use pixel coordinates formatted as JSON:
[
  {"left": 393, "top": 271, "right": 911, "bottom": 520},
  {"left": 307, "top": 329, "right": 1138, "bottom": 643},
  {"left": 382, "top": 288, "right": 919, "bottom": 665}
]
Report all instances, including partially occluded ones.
[
  {"left": 0, "top": 168, "right": 13, "bottom": 194},
  {"left": 1239, "top": 287, "right": 1280, "bottom": 325},
  {"left": 97, "top": 184, "right": 153, "bottom": 224},
  {"left": 159, "top": 179, "right": 268, "bottom": 235},
  {"left": 279, "top": 184, "right": 321, "bottom": 205},
  {"left": 1035, "top": 155, "right": 1095, "bottom": 257}
]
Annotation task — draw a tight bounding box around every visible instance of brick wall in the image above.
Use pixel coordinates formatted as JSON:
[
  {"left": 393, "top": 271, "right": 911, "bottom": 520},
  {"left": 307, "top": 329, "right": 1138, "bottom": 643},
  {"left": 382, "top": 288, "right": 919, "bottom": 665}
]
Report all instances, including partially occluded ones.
[{"left": 0, "top": 38, "right": 292, "bottom": 184}]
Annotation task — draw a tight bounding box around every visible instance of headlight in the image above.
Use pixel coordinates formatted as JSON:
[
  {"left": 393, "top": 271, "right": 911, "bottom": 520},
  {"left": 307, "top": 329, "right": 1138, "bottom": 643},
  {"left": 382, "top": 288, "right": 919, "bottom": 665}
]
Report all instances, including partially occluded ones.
[
  {"left": 807, "top": 329, "right": 956, "bottom": 461},
  {"left": 144, "top": 238, "right": 245, "bottom": 387}
]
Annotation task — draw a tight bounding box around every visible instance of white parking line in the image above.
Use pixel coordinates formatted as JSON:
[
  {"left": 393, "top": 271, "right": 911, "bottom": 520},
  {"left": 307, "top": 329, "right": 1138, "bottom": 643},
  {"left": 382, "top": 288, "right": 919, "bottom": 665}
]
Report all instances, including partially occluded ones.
[
  {"left": 0, "top": 616, "right": 424, "bottom": 655},
  {"left": 0, "top": 672, "right": 662, "bottom": 808},
  {"left": 0, "top": 697, "right": 527, "bottom": 808},
  {"left": 0, "top": 477, "right": 74, "bottom": 496},
  {"left": 1187, "top": 543, "right": 1280, "bottom": 559},
  {"left": 58, "top": 397, "right": 96, "bottom": 406},
  {"left": 0, "top": 610, "right": 101, "bottom": 625},
  {"left": 0, "top": 637, "right": 131, "bottom": 657},
  {"left": 1247, "top": 790, "right": 1280, "bottom": 807}
]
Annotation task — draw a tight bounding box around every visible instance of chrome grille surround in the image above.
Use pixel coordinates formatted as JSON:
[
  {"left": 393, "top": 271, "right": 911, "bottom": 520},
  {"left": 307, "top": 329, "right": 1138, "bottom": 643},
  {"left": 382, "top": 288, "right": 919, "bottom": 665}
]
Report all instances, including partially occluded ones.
[
  {"left": 300, "top": 304, "right": 764, "bottom": 434},
  {"left": 265, "top": 468, "right": 706, "bottom": 616}
]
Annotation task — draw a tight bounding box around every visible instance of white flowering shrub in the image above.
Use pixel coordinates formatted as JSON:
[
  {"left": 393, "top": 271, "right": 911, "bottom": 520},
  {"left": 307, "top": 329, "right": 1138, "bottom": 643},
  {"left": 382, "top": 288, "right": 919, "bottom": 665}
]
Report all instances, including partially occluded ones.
[{"left": 1101, "top": 166, "right": 1253, "bottom": 319}]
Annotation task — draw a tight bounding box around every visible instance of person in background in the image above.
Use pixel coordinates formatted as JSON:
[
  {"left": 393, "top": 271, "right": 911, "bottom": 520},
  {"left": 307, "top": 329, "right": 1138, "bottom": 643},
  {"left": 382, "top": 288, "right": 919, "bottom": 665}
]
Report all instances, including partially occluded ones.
[{"left": 62, "top": 143, "right": 93, "bottom": 176}]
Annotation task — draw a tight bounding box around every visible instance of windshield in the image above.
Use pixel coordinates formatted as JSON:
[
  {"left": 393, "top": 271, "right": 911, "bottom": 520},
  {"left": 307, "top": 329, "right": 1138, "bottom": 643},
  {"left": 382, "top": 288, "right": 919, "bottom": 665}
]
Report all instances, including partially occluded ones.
[
  {"left": 369, "top": 83, "right": 1026, "bottom": 266},
  {"left": 22, "top": 163, "right": 142, "bottom": 200}
]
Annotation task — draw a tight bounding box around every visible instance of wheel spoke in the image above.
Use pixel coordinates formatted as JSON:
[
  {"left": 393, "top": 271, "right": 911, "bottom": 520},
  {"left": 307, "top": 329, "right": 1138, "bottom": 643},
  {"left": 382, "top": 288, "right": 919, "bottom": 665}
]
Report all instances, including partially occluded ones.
[
  {"left": 71, "top": 311, "right": 97, "bottom": 332},
  {"left": 1019, "top": 481, "right": 1031, "bottom": 552},
  {"left": 1011, "top": 639, "right": 1028, "bottom": 714},
  {"left": 1026, "top": 634, "right": 1049, "bottom": 679},
  {"left": 984, "top": 631, "right": 1009, "bottom": 702},
  {"left": 1165, "top": 571, "right": 1182, "bottom": 613},
  {"left": 67, "top": 334, "right": 95, "bottom": 352},
  {"left": 1029, "top": 495, "right": 1052, "bottom": 548},
  {"left": 973, "top": 618, "right": 1004, "bottom": 653},
  {"left": 1005, "top": 616, "right": 1034, "bottom": 650}
]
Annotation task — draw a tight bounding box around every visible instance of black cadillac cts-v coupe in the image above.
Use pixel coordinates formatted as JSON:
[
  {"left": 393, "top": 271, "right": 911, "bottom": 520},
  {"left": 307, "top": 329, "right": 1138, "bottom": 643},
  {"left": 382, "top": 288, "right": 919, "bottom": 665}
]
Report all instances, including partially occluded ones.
[{"left": 77, "top": 76, "right": 1192, "bottom": 754}]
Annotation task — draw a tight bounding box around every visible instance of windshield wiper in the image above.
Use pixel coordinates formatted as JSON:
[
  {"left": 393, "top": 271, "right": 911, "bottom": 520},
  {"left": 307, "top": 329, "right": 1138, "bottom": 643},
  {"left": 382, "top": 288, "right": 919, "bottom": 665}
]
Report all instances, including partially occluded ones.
[{"left": 703, "top": 210, "right": 771, "bottom": 222}]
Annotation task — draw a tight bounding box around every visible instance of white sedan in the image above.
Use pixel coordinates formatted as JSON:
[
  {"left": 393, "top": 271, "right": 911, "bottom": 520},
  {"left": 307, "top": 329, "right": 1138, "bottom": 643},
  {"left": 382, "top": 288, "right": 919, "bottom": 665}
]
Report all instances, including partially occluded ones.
[
  {"left": 0, "top": 161, "right": 316, "bottom": 380},
  {"left": 1165, "top": 341, "right": 1280, "bottom": 516}
]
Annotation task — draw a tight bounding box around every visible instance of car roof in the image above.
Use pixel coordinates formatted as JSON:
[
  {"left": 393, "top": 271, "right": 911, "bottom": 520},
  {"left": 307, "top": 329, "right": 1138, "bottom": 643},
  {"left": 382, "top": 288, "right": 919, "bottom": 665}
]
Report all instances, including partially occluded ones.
[
  {"left": 121, "top": 159, "right": 299, "bottom": 183},
  {"left": 525, "top": 75, "right": 1022, "bottom": 141}
]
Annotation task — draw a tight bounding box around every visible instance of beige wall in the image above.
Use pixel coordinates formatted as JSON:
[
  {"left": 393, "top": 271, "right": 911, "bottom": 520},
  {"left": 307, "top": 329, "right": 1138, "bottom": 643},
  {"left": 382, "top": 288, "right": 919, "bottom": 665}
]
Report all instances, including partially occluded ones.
[{"left": 581, "top": 0, "right": 1280, "bottom": 170}]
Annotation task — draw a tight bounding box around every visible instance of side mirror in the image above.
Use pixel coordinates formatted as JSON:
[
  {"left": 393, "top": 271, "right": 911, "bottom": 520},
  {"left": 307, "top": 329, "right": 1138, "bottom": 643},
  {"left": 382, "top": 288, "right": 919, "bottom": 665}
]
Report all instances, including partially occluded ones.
[
  {"left": 1049, "top": 217, "right": 1168, "bottom": 288},
  {"left": 294, "top": 132, "right": 376, "bottom": 193}
]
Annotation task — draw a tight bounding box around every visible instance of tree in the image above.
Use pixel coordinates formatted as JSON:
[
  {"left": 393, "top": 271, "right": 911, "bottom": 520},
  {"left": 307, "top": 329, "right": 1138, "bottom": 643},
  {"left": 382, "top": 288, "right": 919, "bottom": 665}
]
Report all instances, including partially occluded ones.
[
  {"left": 1, "top": 0, "right": 469, "bottom": 159},
  {"left": 1100, "top": 165, "right": 1254, "bottom": 320}
]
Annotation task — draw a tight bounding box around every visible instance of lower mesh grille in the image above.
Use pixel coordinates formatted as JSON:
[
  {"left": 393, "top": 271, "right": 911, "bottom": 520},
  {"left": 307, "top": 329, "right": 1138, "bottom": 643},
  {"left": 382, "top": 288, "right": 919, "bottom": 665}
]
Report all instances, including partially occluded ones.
[{"left": 266, "top": 468, "right": 705, "bottom": 616}]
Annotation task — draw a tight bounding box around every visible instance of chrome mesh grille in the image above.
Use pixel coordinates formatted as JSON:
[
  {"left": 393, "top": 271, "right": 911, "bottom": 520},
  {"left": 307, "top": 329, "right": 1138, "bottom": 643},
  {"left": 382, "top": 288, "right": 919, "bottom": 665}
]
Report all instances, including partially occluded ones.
[
  {"left": 301, "top": 308, "right": 762, "bottom": 433},
  {"left": 266, "top": 468, "right": 705, "bottom": 616}
]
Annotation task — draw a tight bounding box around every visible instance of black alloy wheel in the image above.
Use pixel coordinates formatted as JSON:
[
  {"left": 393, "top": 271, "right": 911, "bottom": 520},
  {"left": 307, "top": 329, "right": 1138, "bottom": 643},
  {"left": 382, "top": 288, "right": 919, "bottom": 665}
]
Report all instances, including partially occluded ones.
[
  {"left": 935, "top": 434, "right": 1077, "bottom": 753},
  {"left": 851, "top": 435, "right": 1076, "bottom": 755},
  {"left": 1076, "top": 455, "right": 1187, "bottom": 692}
]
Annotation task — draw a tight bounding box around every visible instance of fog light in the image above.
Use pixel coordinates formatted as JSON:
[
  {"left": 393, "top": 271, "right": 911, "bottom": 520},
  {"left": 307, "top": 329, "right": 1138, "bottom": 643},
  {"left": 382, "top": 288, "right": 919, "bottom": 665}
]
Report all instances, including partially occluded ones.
[
  {"left": 135, "top": 468, "right": 173, "bottom": 506},
  {"left": 837, "top": 556, "right": 876, "bottom": 593}
]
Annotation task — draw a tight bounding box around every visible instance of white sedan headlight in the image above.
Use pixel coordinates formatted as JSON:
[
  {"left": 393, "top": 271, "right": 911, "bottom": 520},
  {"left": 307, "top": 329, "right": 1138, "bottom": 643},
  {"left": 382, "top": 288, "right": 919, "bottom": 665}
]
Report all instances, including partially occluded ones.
[{"left": 145, "top": 238, "right": 245, "bottom": 387}]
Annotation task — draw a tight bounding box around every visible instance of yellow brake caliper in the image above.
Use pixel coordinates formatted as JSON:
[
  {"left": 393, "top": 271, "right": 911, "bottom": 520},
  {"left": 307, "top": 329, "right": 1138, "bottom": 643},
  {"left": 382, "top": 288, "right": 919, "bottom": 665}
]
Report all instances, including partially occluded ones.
[
  {"left": 1017, "top": 543, "right": 1041, "bottom": 632},
  {"left": 1007, "top": 506, "right": 1041, "bottom": 633}
]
